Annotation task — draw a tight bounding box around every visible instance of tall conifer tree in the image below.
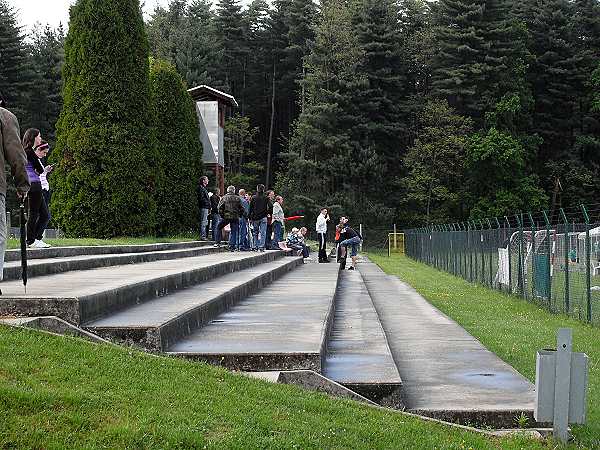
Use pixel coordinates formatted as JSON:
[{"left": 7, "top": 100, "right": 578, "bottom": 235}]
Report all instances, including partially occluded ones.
[{"left": 51, "top": 0, "right": 157, "bottom": 237}]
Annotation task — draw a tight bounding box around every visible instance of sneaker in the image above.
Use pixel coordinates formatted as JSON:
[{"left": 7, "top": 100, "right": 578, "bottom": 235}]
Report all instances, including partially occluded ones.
[
  {"left": 37, "top": 240, "right": 51, "bottom": 248},
  {"left": 213, "top": 243, "right": 221, "bottom": 248},
  {"left": 29, "top": 240, "right": 46, "bottom": 249},
  {"left": 348, "top": 266, "right": 355, "bottom": 270}
]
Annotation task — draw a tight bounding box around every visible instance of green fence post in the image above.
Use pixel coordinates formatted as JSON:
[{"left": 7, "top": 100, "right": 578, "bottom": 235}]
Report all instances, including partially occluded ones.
[
  {"left": 516, "top": 214, "right": 524, "bottom": 297},
  {"left": 529, "top": 212, "right": 536, "bottom": 301},
  {"left": 487, "top": 219, "right": 493, "bottom": 287},
  {"left": 479, "top": 219, "right": 485, "bottom": 284},
  {"left": 543, "top": 211, "right": 552, "bottom": 308},
  {"left": 560, "top": 208, "right": 570, "bottom": 314},
  {"left": 468, "top": 221, "right": 474, "bottom": 282},
  {"left": 581, "top": 205, "right": 592, "bottom": 323},
  {"left": 505, "top": 216, "right": 512, "bottom": 294}
]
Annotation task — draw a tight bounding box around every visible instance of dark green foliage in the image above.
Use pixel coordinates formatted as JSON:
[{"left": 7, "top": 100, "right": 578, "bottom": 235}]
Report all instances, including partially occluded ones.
[
  {"left": 224, "top": 114, "right": 262, "bottom": 189},
  {"left": 149, "top": 58, "right": 203, "bottom": 235},
  {"left": 403, "top": 100, "right": 473, "bottom": 225},
  {"left": 0, "top": 0, "right": 34, "bottom": 121},
  {"left": 26, "top": 24, "right": 65, "bottom": 146},
  {"left": 51, "top": 0, "right": 157, "bottom": 237}
]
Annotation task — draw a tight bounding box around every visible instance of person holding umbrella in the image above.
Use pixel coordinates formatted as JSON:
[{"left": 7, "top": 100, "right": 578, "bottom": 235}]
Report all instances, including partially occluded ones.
[{"left": 0, "top": 93, "right": 31, "bottom": 294}]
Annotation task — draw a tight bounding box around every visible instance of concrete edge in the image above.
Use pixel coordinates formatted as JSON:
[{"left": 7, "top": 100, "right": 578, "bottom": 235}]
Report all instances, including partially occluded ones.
[
  {"left": 0, "top": 297, "right": 81, "bottom": 324},
  {"left": 4, "top": 241, "right": 209, "bottom": 262},
  {"left": 243, "top": 369, "right": 544, "bottom": 440},
  {"left": 318, "top": 264, "right": 343, "bottom": 372},
  {"left": 0, "top": 315, "right": 110, "bottom": 344},
  {"left": 2, "top": 246, "right": 222, "bottom": 281},
  {"left": 168, "top": 352, "right": 323, "bottom": 372}
]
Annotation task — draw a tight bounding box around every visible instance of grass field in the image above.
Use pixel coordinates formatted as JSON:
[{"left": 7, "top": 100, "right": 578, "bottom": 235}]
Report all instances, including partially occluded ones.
[
  {"left": 0, "top": 327, "right": 551, "bottom": 449},
  {"left": 5, "top": 236, "right": 197, "bottom": 250},
  {"left": 369, "top": 253, "right": 600, "bottom": 449}
]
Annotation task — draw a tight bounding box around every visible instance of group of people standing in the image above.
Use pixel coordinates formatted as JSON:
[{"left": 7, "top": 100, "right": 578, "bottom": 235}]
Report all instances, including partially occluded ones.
[
  {"left": 197, "top": 178, "right": 362, "bottom": 269},
  {"left": 197, "top": 179, "right": 289, "bottom": 253}
]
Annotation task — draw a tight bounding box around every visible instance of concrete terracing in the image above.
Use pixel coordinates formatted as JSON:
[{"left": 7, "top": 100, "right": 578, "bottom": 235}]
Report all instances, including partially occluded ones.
[
  {"left": 0, "top": 250, "right": 285, "bottom": 324},
  {"left": 324, "top": 270, "right": 402, "bottom": 407},
  {"left": 167, "top": 263, "right": 340, "bottom": 372},
  {"left": 359, "top": 260, "right": 536, "bottom": 427}
]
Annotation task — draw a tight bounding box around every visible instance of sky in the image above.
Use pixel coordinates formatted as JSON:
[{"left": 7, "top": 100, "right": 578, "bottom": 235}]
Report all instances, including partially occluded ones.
[{"left": 10, "top": 0, "right": 255, "bottom": 32}]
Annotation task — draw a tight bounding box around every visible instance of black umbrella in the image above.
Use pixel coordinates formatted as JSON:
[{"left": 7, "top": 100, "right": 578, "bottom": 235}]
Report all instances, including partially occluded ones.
[{"left": 20, "top": 199, "right": 27, "bottom": 293}]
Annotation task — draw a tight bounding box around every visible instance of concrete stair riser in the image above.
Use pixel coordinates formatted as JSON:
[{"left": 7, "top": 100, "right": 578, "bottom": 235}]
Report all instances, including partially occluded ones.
[
  {"left": 79, "top": 251, "right": 285, "bottom": 324},
  {"left": 2, "top": 246, "right": 222, "bottom": 281},
  {"left": 4, "top": 241, "right": 209, "bottom": 262},
  {"left": 177, "top": 353, "right": 323, "bottom": 372},
  {"left": 319, "top": 267, "right": 342, "bottom": 371},
  {"left": 88, "top": 258, "right": 304, "bottom": 351}
]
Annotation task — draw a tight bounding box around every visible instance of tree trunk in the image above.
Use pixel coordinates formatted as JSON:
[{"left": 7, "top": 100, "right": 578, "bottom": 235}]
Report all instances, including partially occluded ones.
[{"left": 266, "top": 64, "right": 276, "bottom": 188}]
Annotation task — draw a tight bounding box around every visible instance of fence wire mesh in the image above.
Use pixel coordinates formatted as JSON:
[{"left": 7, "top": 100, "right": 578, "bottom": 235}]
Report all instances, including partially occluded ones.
[{"left": 404, "top": 205, "right": 600, "bottom": 327}]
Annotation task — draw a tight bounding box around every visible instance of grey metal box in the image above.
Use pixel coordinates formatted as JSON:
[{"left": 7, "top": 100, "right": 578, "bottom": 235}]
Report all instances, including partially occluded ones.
[{"left": 534, "top": 349, "right": 589, "bottom": 424}]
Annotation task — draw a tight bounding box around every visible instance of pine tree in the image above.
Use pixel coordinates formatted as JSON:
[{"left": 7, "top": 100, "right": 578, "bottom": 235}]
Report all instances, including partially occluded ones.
[
  {"left": 175, "top": 0, "right": 218, "bottom": 87},
  {"left": 51, "top": 0, "right": 157, "bottom": 237},
  {"left": 26, "top": 24, "right": 65, "bottom": 146},
  {"left": 149, "top": 59, "right": 204, "bottom": 235},
  {"left": 0, "top": 0, "right": 34, "bottom": 122},
  {"left": 215, "top": 0, "right": 248, "bottom": 111},
  {"left": 431, "top": 0, "right": 526, "bottom": 124}
]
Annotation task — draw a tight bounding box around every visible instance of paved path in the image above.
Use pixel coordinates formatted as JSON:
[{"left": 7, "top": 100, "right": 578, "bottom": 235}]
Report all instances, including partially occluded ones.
[{"left": 359, "top": 260, "right": 535, "bottom": 421}]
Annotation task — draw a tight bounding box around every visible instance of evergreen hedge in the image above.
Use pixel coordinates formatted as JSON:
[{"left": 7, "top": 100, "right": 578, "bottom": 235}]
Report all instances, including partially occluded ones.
[
  {"left": 149, "top": 58, "right": 203, "bottom": 235},
  {"left": 51, "top": 0, "right": 157, "bottom": 237}
]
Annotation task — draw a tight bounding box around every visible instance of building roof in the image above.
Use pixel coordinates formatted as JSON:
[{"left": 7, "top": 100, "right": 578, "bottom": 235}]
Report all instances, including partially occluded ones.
[{"left": 187, "top": 85, "right": 239, "bottom": 108}]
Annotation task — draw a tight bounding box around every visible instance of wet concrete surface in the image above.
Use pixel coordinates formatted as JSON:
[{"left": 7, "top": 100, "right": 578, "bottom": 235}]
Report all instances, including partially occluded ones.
[
  {"left": 324, "top": 270, "right": 401, "bottom": 386},
  {"left": 167, "top": 263, "right": 340, "bottom": 371},
  {"left": 359, "top": 260, "right": 535, "bottom": 421}
]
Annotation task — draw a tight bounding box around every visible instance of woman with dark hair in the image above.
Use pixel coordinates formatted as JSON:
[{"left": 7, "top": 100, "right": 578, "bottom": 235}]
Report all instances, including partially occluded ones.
[{"left": 22, "top": 128, "right": 51, "bottom": 248}]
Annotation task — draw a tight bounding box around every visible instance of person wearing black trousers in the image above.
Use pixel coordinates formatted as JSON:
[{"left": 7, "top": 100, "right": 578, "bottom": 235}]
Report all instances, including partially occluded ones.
[
  {"left": 315, "top": 207, "right": 330, "bottom": 263},
  {"left": 22, "top": 129, "right": 50, "bottom": 248}
]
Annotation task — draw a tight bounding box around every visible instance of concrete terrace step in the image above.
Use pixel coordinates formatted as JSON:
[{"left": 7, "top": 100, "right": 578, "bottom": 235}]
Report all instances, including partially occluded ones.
[
  {"left": 2, "top": 245, "right": 222, "bottom": 281},
  {"left": 359, "top": 259, "right": 536, "bottom": 428},
  {"left": 0, "top": 251, "right": 285, "bottom": 325},
  {"left": 4, "top": 240, "right": 209, "bottom": 262},
  {"left": 323, "top": 270, "right": 402, "bottom": 408},
  {"left": 166, "top": 262, "right": 341, "bottom": 372},
  {"left": 85, "top": 257, "right": 304, "bottom": 351}
]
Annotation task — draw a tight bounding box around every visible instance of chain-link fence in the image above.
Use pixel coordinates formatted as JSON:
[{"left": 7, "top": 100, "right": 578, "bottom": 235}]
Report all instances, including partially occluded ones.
[{"left": 404, "top": 205, "right": 600, "bottom": 327}]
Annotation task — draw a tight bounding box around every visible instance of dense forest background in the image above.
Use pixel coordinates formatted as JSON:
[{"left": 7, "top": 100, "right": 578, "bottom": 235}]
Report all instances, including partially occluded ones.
[{"left": 2, "top": 0, "right": 599, "bottom": 229}]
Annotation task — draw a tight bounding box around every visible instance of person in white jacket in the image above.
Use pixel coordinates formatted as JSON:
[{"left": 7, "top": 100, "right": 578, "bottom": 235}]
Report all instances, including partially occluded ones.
[{"left": 315, "top": 207, "right": 330, "bottom": 262}]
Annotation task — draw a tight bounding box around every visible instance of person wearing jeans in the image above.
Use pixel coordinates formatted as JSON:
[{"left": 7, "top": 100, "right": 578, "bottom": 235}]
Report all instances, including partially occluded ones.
[
  {"left": 0, "top": 96, "right": 31, "bottom": 292},
  {"left": 271, "top": 196, "right": 285, "bottom": 249},
  {"left": 196, "top": 176, "right": 211, "bottom": 239},
  {"left": 249, "top": 184, "right": 269, "bottom": 251},
  {"left": 210, "top": 188, "right": 220, "bottom": 242},
  {"left": 216, "top": 185, "right": 245, "bottom": 251},
  {"left": 316, "top": 207, "right": 330, "bottom": 262},
  {"left": 339, "top": 224, "right": 363, "bottom": 270}
]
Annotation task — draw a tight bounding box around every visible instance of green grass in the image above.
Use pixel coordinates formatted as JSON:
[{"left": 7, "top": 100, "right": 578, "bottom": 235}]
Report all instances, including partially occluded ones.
[
  {"left": 369, "top": 253, "right": 600, "bottom": 449},
  {"left": 0, "top": 326, "right": 551, "bottom": 449},
  {"left": 5, "top": 236, "right": 197, "bottom": 250}
]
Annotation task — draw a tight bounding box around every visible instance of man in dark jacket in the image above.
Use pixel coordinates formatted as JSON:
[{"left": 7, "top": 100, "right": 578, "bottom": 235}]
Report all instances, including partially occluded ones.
[
  {"left": 0, "top": 93, "right": 31, "bottom": 292},
  {"left": 249, "top": 184, "right": 269, "bottom": 251},
  {"left": 196, "top": 176, "right": 210, "bottom": 239},
  {"left": 216, "top": 185, "right": 245, "bottom": 251}
]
